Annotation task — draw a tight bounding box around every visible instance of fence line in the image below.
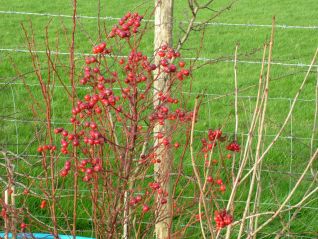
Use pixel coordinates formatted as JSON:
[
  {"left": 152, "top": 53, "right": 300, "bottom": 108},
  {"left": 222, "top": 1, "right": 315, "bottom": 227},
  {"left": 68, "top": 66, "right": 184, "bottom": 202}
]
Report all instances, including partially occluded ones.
[
  {"left": 1, "top": 48, "right": 318, "bottom": 69},
  {"left": 1, "top": 183, "right": 317, "bottom": 212},
  {"left": 0, "top": 81, "right": 316, "bottom": 102},
  {"left": 0, "top": 153, "right": 314, "bottom": 179},
  {"left": 1, "top": 10, "right": 318, "bottom": 30},
  {"left": 1, "top": 117, "right": 316, "bottom": 142}
]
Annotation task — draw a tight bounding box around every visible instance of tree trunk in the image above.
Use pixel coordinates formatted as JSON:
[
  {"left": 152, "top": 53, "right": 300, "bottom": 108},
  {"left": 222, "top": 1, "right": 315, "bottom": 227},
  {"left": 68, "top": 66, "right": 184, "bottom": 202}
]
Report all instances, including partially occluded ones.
[{"left": 154, "top": 1, "right": 173, "bottom": 238}]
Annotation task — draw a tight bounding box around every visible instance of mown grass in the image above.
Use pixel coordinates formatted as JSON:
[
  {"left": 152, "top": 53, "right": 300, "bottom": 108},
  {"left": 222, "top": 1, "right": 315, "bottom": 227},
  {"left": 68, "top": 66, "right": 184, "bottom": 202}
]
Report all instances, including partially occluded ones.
[{"left": 0, "top": 0, "right": 317, "bottom": 238}]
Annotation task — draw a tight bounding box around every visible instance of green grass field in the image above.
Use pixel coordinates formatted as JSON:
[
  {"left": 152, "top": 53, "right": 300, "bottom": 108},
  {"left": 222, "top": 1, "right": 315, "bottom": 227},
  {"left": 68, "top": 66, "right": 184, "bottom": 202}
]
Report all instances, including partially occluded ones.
[{"left": 0, "top": 0, "right": 317, "bottom": 238}]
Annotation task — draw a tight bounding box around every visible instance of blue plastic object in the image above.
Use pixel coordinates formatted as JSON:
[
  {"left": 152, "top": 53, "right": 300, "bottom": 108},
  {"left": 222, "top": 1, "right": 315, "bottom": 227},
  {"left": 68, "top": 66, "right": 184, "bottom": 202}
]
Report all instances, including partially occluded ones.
[{"left": 0, "top": 233, "right": 95, "bottom": 239}]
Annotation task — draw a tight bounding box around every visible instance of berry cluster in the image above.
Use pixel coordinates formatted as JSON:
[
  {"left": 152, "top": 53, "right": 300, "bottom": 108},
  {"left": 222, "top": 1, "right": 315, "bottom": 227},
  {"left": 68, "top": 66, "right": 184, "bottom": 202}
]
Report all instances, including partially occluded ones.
[
  {"left": 109, "top": 12, "right": 143, "bottom": 38},
  {"left": 201, "top": 129, "right": 241, "bottom": 156},
  {"left": 121, "top": 50, "right": 156, "bottom": 85},
  {"left": 201, "top": 138, "right": 216, "bottom": 153},
  {"left": 208, "top": 129, "right": 222, "bottom": 141},
  {"left": 156, "top": 45, "right": 189, "bottom": 79},
  {"left": 37, "top": 144, "right": 56, "bottom": 153},
  {"left": 227, "top": 141, "right": 240, "bottom": 152},
  {"left": 201, "top": 129, "right": 223, "bottom": 153},
  {"left": 60, "top": 160, "right": 71, "bottom": 177},
  {"left": 129, "top": 194, "right": 143, "bottom": 206},
  {"left": 214, "top": 210, "right": 233, "bottom": 229},
  {"left": 149, "top": 106, "right": 194, "bottom": 126},
  {"left": 79, "top": 158, "right": 103, "bottom": 182},
  {"left": 149, "top": 182, "right": 169, "bottom": 205},
  {"left": 206, "top": 177, "right": 226, "bottom": 192},
  {"left": 92, "top": 42, "right": 111, "bottom": 54}
]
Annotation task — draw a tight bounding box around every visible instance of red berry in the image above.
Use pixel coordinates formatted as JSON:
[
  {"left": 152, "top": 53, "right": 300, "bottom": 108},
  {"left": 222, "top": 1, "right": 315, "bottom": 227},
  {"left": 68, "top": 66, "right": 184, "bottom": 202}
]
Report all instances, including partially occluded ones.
[
  {"left": 93, "top": 67, "right": 100, "bottom": 73},
  {"left": 142, "top": 205, "right": 150, "bottom": 213},
  {"left": 54, "top": 128, "right": 63, "bottom": 134},
  {"left": 162, "top": 138, "right": 170, "bottom": 146},
  {"left": 207, "top": 176, "right": 213, "bottom": 183},
  {"left": 216, "top": 179, "right": 223, "bottom": 185},
  {"left": 1, "top": 208, "right": 7, "bottom": 218},
  {"left": 60, "top": 169, "right": 68, "bottom": 177},
  {"left": 161, "top": 44, "right": 168, "bottom": 50},
  {"left": 182, "top": 69, "right": 190, "bottom": 76},
  {"left": 20, "top": 222, "right": 27, "bottom": 230},
  {"left": 100, "top": 42, "right": 106, "bottom": 49},
  {"left": 177, "top": 72, "right": 184, "bottom": 81},
  {"left": 157, "top": 133, "right": 164, "bottom": 139},
  {"left": 135, "top": 195, "right": 142, "bottom": 203},
  {"left": 40, "top": 200, "right": 47, "bottom": 209},
  {"left": 158, "top": 51, "right": 165, "bottom": 57},
  {"left": 93, "top": 165, "right": 102, "bottom": 172},
  {"left": 119, "top": 58, "right": 125, "bottom": 64},
  {"left": 37, "top": 146, "right": 43, "bottom": 153},
  {"left": 90, "top": 122, "right": 97, "bottom": 129},
  {"left": 169, "top": 64, "right": 176, "bottom": 72},
  {"left": 220, "top": 184, "right": 226, "bottom": 192},
  {"left": 179, "top": 61, "right": 185, "bottom": 67},
  {"left": 161, "top": 198, "right": 167, "bottom": 204}
]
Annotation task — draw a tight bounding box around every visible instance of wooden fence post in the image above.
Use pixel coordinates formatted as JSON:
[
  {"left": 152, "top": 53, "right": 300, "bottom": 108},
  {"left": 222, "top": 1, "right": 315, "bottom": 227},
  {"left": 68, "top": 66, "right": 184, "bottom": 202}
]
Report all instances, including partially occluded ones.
[{"left": 154, "top": 1, "right": 174, "bottom": 238}]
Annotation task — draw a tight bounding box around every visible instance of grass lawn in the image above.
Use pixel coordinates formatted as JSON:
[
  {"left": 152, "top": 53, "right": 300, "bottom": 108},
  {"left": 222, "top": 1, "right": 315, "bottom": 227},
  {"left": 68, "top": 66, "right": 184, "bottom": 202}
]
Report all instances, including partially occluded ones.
[{"left": 0, "top": 0, "right": 317, "bottom": 238}]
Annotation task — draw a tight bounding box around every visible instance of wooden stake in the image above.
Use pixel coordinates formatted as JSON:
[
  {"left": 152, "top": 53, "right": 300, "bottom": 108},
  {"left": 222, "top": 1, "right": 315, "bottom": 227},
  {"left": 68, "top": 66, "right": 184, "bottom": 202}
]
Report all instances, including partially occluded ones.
[{"left": 154, "top": 1, "right": 173, "bottom": 238}]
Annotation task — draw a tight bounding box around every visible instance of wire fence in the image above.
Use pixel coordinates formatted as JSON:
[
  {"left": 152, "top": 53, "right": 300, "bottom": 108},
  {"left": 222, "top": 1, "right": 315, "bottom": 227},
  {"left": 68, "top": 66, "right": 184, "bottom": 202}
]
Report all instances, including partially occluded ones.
[
  {"left": 1, "top": 10, "right": 318, "bottom": 29},
  {"left": 0, "top": 5, "right": 318, "bottom": 239},
  {"left": 1, "top": 48, "right": 318, "bottom": 68}
]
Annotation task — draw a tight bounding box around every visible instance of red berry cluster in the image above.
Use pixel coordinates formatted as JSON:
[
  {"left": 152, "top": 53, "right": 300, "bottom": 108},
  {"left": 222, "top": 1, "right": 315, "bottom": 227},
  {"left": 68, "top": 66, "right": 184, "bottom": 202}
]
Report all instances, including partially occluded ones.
[
  {"left": 149, "top": 106, "right": 194, "bottom": 126},
  {"left": 85, "top": 56, "right": 97, "bottom": 64},
  {"left": 79, "top": 158, "right": 103, "bottom": 182},
  {"left": 92, "top": 42, "right": 111, "bottom": 54},
  {"left": 60, "top": 160, "right": 71, "bottom": 177},
  {"left": 109, "top": 12, "right": 143, "bottom": 38},
  {"left": 208, "top": 129, "right": 222, "bottom": 141},
  {"left": 127, "top": 182, "right": 168, "bottom": 213},
  {"left": 214, "top": 210, "right": 233, "bottom": 229},
  {"left": 54, "top": 127, "right": 89, "bottom": 155},
  {"left": 156, "top": 45, "right": 189, "bottom": 79},
  {"left": 55, "top": 126, "right": 104, "bottom": 181},
  {"left": 201, "top": 138, "right": 215, "bottom": 153},
  {"left": 37, "top": 144, "right": 56, "bottom": 153},
  {"left": 129, "top": 194, "right": 143, "bottom": 206},
  {"left": 216, "top": 179, "right": 226, "bottom": 192},
  {"left": 200, "top": 129, "right": 223, "bottom": 153},
  {"left": 80, "top": 63, "right": 118, "bottom": 85},
  {"left": 206, "top": 177, "right": 226, "bottom": 192},
  {"left": 122, "top": 50, "right": 156, "bottom": 85},
  {"left": 149, "top": 182, "right": 169, "bottom": 205},
  {"left": 227, "top": 141, "right": 240, "bottom": 152}
]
